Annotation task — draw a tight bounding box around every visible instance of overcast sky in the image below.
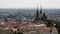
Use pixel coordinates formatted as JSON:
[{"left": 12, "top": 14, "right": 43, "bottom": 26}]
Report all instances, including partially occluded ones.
[{"left": 0, "top": 0, "right": 60, "bottom": 9}]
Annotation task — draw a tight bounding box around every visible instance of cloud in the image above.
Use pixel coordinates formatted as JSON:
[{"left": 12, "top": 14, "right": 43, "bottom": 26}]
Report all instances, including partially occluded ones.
[{"left": 0, "top": 0, "right": 60, "bottom": 8}]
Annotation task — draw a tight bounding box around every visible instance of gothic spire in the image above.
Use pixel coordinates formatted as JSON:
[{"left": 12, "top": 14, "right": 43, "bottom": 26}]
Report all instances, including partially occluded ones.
[
  {"left": 35, "top": 6, "right": 39, "bottom": 21},
  {"left": 40, "top": 6, "right": 42, "bottom": 14}
]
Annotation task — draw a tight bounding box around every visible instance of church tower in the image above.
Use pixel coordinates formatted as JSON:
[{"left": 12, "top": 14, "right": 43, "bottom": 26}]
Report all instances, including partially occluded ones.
[
  {"left": 35, "top": 6, "right": 39, "bottom": 21},
  {"left": 39, "top": 6, "right": 43, "bottom": 20},
  {"left": 40, "top": 6, "right": 42, "bottom": 14},
  {"left": 35, "top": 6, "right": 43, "bottom": 22},
  {"left": 34, "top": 6, "right": 47, "bottom": 24}
]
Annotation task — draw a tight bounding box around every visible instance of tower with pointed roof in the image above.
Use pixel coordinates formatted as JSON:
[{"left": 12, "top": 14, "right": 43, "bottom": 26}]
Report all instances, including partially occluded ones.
[
  {"left": 35, "top": 6, "right": 39, "bottom": 21},
  {"left": 39, "top": 6, "right": 43, "bottom": 20},
  {"left": 35, "top": 6, "right": 47, "bottom": 24},
  {"left": 35, "top": 6, "right": 43, "bottom": 21},
  {"left": 40, "top": 6, "right": 42, "bottom": 14}
]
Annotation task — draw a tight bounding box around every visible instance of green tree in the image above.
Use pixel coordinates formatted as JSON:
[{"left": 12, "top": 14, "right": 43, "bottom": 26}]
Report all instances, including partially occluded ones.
[
  {"left": 13, "top": 29, "right": 23, "bottom": 34},
  {"left": 46, "top": 19, "right": 54, "bottom": 34},
  {"left": 13, "top": 31, "right": 17, "bottom": 34},
  {"left": 17, "top": 29, "right": 23, "bottom": 34},
  {"left": 46, "top": 20, "right": 60, "bottom": 34},
  {"left": 17, "top": 31, "right": 23, "bottom": 34},
  {"left": 55, "top": 22, "right": 60, "bottom": 34},
  {"left": 46, "top": 19, "right": 54, "bottom": 27}
]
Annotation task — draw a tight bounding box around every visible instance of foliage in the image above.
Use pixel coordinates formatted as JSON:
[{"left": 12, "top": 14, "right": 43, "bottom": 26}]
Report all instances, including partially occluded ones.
[
  {"left": 45, "top": 19, "right": 55, "bottom": 33},
  {"left": 46, "top": 19, "right": 54, "bottom": 27},
  {"left": 17, "top": 31, "right": 23, "bottom": 34},
  {"left": 55, "top": 22, "right": 60, "bottom": 34},
  {"left": 46, "top": 19, "right": 60, "bottom": 34},
  {"left": 13, "top": 29, "right": 23, "bottom": 34},
  {"left": 13, "top": 31, "right": 17, "bottom": 34}
]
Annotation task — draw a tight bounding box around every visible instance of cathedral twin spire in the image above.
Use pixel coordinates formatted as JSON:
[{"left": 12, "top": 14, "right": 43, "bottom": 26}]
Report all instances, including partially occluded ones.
[
  {"left": 35, "top": 6, "right": 42, "bottom": 21},
  {"left": 35, "top": 6, "right": 47, "bottom": 22},
  {"left": 37, "top": 6, "right": 42, "bottom": 14}
]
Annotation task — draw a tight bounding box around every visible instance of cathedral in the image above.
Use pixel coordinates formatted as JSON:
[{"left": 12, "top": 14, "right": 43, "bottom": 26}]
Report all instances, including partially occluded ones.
[{"left": 35, "top": 7, "right": 47, "bottom": 24}]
